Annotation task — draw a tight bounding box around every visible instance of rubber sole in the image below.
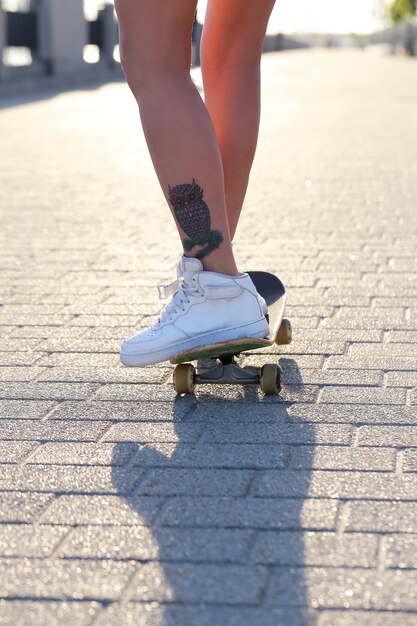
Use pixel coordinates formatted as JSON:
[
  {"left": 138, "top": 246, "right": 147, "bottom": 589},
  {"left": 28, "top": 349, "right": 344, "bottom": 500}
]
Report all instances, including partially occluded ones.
[{"left": 120, "top": 317, "right": 269, "bottom": 367}]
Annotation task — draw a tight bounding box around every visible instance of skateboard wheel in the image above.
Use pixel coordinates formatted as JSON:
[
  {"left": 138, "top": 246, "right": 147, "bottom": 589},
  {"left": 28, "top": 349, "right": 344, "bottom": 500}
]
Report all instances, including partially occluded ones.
[
  {"left": 173, "top": 363, "right": 196, "bottom": 394},
  {"left": 276, "top": 318, "right": 292, "bottom": 345},
  {"left": 260, "top": 364, "right": 282, "bottom": 395}
]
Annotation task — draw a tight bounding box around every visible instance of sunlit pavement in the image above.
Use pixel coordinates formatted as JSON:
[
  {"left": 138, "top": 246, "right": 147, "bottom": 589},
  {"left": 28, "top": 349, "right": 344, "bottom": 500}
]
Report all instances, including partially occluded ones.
[{"left": 0, "top": 48, "right": 417, "bottom": 626}]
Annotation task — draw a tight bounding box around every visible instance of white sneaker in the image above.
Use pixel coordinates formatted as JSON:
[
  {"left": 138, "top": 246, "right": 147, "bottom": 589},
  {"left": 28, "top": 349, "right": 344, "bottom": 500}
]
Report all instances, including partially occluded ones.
[
  {"left": 120, "top": 256, "right": 269, "bottom": 367},
  {"left": 172, "top": 254, "right": 268, "bottom": 316}
]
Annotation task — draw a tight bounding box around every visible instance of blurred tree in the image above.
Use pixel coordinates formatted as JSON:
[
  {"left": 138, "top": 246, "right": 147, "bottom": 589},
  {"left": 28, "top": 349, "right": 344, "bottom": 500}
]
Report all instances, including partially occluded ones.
[
  {"left": 389, "top": 0, "right": 416, "bottom": 21},
  {"left": 388, "top": 0, "right": 416, "bottom": 54}
]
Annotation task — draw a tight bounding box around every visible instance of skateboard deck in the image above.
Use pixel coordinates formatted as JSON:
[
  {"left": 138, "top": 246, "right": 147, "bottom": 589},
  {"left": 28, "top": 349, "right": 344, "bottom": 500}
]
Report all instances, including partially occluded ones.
[{"left": 171, "top": 271, "right": 291, "bottom": 395}]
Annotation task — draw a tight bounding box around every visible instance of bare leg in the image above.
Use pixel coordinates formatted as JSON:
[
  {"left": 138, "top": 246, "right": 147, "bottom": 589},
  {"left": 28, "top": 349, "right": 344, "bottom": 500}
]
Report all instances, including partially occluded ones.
[
  {"left": 201, "top": 0, "right": 276, "bottom": 240},
  {"left": 114, "top": 0, "right": 237, "bottom": 275}
]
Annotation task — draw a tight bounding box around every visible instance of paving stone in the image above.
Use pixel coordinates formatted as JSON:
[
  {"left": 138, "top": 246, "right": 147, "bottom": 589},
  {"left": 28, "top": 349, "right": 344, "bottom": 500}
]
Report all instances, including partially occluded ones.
[
  {"left": 278, "top": 340, "right": 346, "bottom": 355},
  {"left": 39, "top": 494, "right": 162, "bottom": 525},
  {"left": 375, "top": 296, "right": 417, "bottom": 308},
  {"left": 59, "top": 525, "right": 252, "bottom": 562},
  {"left": 289, "top": 446, "right": 395, "bottom": 471},
  {"left": 286, "top": 305, "right": 335, "bottom": 318},
  {"left": 0, "top": 557, "right": 136, "bottom": 600},
  {"left": 319, "top": 386, "right": 406, "bottom": 405},
  {"left": 82, "top": 326, "right": 141, "bottom": 339},
  {"left": 288, "top": 403, "right": 417, "bottom": 424},
  {"left": 104, "top": 422, "right": 203, "bottom": 443},
  {"left": 346, "top": 501, "right": 417, "bottom": 532},
  {"left": 0, "top": 382, "right": 99, "bottom": 401},
  {"left": 37, "top": 338, "right": 120, "bottom": 352},
  {"left": 0, "top": 305, "right": 63, "bottom": 316},
  {"left": 284, "top": 368, "right": 383, "bottom": 386},
  {"left": 158, "top": 497, "right": 338, "bottom": 530},
  {"left": 65, "top": 315, "right": 140, "bottom": 328},
  {"left": 129, "top": 562, "right": 267, "bottom": 604},
  {"left": 0, "top": 337, "right": 43, "bottom": 352},
  {"left": 0, "top": 525, "right": 69, "bottom": 557},
  {"left": 191, "top": 402, "right": 288, "bottom": 422},
  {"left": 280, "top": 316, "right": 319, "bottom": 329},
  {"left": 0, "top": 441, "right": 37, "bottom": 463},
  {"left": 326, "top": 355, "right": 417, "bottom": 370},
  {"left": 321, "top": 313, "right": 407, "bottom": 330},
  {"left": 0, "top": 326, "right": 14, "bottom": 336},
  {"left": 0, "top": 367, "right": 41, "bottom": 382},
  {"left": 385, "top": 534, "right": 417, "bottom": 569},
  {"left": 36, "top": 365, "right": 168, "bottom": 384},
  {"left": 93, "top": 383, "right": 181, "bottom": 402},
  {"left": 255, "top": 470, "right": 417, "bottom": 500},
  {"left": 265, "top": 567, "right": 417, "bottom": 609},
  {"left": 0, "top": 420, "right": 109, "bottom": 441},
  {"left": 49, "top": 399, "right": 194, "bottom": 421},
  {"left": 133, "top": 443, "right": 289, "bottom": 468},
  {"left": 348, "top": 343, "right": 417, "bottom": 357},
  {"left": 136, "top": 468, "right": 253, "bottom": 497},
  {"left": 252, "top": 531, "right": 378, "bottom": 567},
  {"left": 358, "top": 426, "right": 417, "bottom": 447},
  {"left": 385, "top": 371, "right": 417, "bottom": 387},
  {"left": 0, "top": 464, "right": 143, "bottom": 494},
  {"left": 269, "top": 355, "right": 326, "bottom": 369},
  {"left": 0, "top": 600, "right": 100, "bottom": 626},
  {"left": 316, "top": 278, "right": 364, "bottom": 290},
  {"left": 0, "top": 492, "right": 52, "bottom": 522},
  {"left": 38, "top": 353, "right": 124, "bottom": 367},
  {"left": 403, "top": 450, "right": 417, "bottom": 473},
  {"left": 0, "top": 400, "right": 57, "bottom": 418},
  {"left": 388, "top": 330, "right": 417, "bottom": 343},
  {"left": 0, "top": 352, "right": 42, "bottom": 366},
  {"left": 290, "top": 329, "right": 380, "bottom": 343},
  {"left": 26, "top": 441, "right": 136, "bottom": 465},
  {"left": 318, "top": 611, "right": 417, "bottom": 626},
  {"left": 199, "top": 423, "right": 352, "bottom": 445}
]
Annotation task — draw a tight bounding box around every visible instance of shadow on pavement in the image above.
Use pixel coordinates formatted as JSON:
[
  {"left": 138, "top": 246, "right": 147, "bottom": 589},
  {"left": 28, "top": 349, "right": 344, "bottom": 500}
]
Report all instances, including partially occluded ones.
[
  {"left": 111, "top": 356, "right": 314, "bottom": 625},
  {"left": 0, "top": 76, "right": 125, "bottom": 110}
]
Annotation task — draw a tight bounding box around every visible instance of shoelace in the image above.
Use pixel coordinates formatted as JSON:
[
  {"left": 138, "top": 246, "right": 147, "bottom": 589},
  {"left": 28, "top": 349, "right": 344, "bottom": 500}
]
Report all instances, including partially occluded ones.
[{"left": 156, "top": 278, "right": 203, "bottom": 326}]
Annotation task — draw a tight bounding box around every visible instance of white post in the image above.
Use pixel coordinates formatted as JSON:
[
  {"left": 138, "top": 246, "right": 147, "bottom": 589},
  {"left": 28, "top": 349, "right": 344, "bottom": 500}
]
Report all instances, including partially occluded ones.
[
  {"left": 0, "top": 6, "right": 6, "bottom": 79},
  {"left": 38, "top": 0, "right": 87, "bottom": 77},
  {"left": 100, "top": 4, "right": 118, "bottom": 67}
]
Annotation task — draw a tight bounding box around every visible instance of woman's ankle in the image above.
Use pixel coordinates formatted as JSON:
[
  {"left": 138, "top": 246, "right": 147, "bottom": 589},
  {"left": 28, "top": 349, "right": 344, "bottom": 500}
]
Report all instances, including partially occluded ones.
[{"left": 201, "top": 256, "right": 239, "bottom": 276}]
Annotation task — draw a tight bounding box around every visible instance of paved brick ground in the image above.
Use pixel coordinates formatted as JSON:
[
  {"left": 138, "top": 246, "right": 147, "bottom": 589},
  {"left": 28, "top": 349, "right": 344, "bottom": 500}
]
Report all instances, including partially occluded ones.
[{"left": 0, "top": 48, "right": 416, "bottom": 625}]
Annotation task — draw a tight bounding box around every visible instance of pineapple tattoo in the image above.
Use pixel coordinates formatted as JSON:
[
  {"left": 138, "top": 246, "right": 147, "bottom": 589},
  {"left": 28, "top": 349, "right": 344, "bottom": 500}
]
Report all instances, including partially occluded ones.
[{"left": 168, "top": 179, "right": 223, "bottom": 260}]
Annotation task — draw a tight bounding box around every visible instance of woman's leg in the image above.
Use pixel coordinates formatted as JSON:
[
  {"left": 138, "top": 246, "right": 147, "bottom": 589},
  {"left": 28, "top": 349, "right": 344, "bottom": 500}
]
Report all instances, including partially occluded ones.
[
  {"left": 114, "top": 0, "right": 237, "bottom": 275},
  {"left": 200, "top": 0, "right": 276, "bottom": 240}
]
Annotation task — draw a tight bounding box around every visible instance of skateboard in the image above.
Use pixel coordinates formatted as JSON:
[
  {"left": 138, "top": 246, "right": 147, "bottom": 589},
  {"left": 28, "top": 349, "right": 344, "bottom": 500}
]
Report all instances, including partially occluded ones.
[{"left": 171, "top": 271, "right": 291, "bottom": 395}]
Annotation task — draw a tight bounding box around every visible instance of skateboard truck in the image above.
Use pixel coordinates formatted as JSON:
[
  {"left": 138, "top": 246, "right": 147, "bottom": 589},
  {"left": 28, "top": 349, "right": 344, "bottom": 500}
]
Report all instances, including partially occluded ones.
[
  {"left": 173, "top": 342, "right": 282, "bottom": 395},
  {"left": 173, "top": 356, "right": 283, "bottom": 395},
  {"left": 196, "top": 353, "right": 258, "bottom": 384}
]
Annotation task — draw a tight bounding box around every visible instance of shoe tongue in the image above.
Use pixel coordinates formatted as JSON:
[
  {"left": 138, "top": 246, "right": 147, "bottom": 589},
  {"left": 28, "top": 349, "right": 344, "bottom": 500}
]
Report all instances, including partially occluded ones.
[{"left": 180, "top": 256, "right": 203, "bottom": 283}]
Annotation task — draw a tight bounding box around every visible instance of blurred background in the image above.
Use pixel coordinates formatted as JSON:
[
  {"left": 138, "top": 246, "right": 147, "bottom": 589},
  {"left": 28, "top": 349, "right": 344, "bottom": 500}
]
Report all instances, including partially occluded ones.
[{"left": 0, "top": 0, "right": 416, "bottom": 97}]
